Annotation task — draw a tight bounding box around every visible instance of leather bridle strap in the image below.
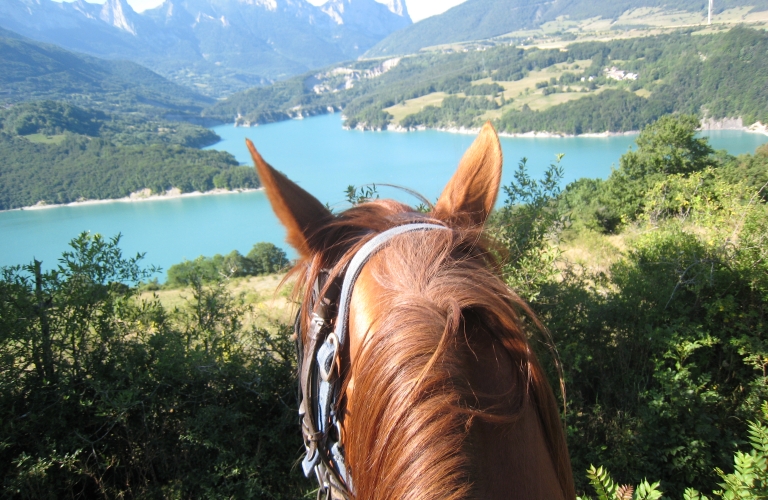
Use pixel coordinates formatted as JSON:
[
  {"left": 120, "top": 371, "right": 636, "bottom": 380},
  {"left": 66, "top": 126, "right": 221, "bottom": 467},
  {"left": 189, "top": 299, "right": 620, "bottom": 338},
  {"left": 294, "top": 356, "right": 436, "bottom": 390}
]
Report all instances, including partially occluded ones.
[{"left": 304, "top": 222, "right": 449, "bottom": 497}]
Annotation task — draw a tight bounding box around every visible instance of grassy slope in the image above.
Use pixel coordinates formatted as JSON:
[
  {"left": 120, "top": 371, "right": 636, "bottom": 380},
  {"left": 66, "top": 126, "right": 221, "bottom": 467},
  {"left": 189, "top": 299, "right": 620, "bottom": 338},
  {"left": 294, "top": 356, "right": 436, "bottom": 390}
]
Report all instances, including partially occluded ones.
[
  {"left": 383, "top": 60, "right": 597, "bottom": 125},
  {"left": 142, "top": 274, "right": 296, "bottom": 331}
]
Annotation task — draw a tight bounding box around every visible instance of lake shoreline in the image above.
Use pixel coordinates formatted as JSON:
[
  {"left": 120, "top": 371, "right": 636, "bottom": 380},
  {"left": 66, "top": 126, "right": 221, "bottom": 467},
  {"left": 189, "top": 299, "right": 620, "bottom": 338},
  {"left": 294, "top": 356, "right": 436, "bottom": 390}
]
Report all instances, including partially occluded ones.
[
  {"left": 343, "top": 115, "right": 768, "bottom": 138},
  {"left": 390, "top": 120, "right": 768, "bottom": 138},
  {"left": 3, "top": 187, "right": 263, "bottom": 213},
  {"left": 5, "top": 113, "right": 765, "bottom": 273}
]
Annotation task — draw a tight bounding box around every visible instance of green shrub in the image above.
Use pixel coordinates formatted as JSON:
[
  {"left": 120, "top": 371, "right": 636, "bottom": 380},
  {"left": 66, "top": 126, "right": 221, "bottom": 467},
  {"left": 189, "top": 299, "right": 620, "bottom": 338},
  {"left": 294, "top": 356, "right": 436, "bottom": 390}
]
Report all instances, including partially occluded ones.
[
  {"left": 490, "top": 154, "right": 566, "bottom": 302},
  {"left": 0, "top": 233, "right": 307, "bottom": 498},
  {"left": 497, "top": 116, "right": 768, "bottom": 495},
  {"left": 577, "top": 402, "right": 768, "bottom": 499}
]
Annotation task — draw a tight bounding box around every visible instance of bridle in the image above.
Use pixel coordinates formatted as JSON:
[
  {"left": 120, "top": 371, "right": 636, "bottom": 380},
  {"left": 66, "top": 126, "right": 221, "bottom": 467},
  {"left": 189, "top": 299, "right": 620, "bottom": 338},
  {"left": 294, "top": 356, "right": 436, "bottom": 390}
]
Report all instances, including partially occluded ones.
[{"left": 294, "top": 223, "right": 450, "bottom": 499}]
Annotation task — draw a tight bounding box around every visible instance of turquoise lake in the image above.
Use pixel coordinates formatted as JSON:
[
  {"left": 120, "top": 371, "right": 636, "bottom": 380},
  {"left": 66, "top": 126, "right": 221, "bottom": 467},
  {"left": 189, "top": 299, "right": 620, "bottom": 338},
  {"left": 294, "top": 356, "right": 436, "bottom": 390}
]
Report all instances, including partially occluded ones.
[{"left": 1, "top": 113, "right": 766, "bottom": 276}]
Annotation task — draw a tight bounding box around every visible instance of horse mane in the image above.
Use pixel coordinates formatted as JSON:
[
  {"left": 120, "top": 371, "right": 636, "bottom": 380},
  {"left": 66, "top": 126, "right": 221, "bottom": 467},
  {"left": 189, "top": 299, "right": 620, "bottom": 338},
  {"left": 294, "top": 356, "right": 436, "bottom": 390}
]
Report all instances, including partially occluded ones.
[{"left": 287, "top": 199, "right": 574, "bottom": 500}]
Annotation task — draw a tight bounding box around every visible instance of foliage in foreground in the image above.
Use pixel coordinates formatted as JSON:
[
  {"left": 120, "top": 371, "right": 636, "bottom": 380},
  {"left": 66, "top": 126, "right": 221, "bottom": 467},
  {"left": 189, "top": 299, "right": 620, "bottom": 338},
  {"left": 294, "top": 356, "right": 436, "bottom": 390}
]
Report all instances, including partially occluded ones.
[
  {"left": 494, "top": 115, "right": 768, "bottom": 496},
  {"left": 578, "top": 402, "right": 768, "bottom": 499},
  {"left": 0, "top": 233, "right": 307, "bottom": 498}
]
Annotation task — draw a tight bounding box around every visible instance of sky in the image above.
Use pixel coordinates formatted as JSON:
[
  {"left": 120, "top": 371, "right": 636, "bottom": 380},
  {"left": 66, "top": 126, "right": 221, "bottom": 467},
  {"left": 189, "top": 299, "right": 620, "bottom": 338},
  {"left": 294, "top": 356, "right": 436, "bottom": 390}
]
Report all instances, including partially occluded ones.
[
  {"left": 405, "top": 0, "right": 468, "bottom": 22},
  {"left": 53, "top": 0, "right": 468, "bottom": 22}
]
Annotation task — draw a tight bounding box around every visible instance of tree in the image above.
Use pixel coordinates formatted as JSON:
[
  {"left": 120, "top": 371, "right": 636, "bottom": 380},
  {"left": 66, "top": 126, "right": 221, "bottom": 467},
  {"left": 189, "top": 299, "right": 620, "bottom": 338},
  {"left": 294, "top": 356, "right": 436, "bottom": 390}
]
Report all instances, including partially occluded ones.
[
  {"left": 491, "top": 155, "right": 566, "bottom": 301},
  {"left": 575, "top": 115, "right": 717, "bottom": 231},
  {"left": 619, "top": 114, "right": 715, "bottom": 180},
  {"left": 245, "top": 242, "right": 289, "bottom": 276}
]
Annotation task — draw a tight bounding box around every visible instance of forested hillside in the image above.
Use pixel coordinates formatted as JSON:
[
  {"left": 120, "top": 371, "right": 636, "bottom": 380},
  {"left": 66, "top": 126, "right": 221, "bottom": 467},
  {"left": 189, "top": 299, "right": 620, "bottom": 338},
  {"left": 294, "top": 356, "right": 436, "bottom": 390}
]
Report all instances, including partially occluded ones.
[
  {"left": 0, "top": 102, "right": 258, "bottom": 210},
  {"left": 497, "top": 27, "right": 768, "bottom": 134},
  {"left": 0, "top": 28, "right": 212, "bottom": 117},
  {"left": 206, "top": 27, "right": 768, "bottom": 135}
]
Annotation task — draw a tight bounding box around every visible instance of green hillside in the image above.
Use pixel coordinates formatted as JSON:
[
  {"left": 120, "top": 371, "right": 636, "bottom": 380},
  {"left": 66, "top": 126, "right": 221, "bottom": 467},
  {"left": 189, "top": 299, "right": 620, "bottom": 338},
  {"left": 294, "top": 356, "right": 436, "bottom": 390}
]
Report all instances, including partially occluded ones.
[
  {"left": 365, "top": 0, "right": 768, "bottom": 57},
  {"left": 207, "top": 27, "right": 768, "bottom": 135},
  {"left": 0, "top": 27, "right": 212, "bottom": 117},
  {"left": 496, "top": 27, "right": 768, "bottom": 133},
  {"left": 366, "top": 0, "right": 547, "bottom": 57}
]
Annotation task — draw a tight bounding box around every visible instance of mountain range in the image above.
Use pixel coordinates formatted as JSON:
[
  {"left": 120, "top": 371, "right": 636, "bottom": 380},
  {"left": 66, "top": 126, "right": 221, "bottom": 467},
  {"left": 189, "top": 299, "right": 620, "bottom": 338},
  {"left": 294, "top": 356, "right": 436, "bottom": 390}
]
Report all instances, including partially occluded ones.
[{"left": 0, "top": 0, "right": 411, "bottom": 96}]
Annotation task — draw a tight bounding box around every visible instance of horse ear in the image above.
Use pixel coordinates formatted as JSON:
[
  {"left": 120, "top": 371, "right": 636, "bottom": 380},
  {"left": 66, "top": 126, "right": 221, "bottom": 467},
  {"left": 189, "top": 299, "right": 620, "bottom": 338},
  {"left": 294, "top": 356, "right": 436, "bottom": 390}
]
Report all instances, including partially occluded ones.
[
  {"left": 434, "top": 122, "right": 502, "bottom": 226},
  {"left": 247, "top": 139, "right": 332, "bottom": 257}
]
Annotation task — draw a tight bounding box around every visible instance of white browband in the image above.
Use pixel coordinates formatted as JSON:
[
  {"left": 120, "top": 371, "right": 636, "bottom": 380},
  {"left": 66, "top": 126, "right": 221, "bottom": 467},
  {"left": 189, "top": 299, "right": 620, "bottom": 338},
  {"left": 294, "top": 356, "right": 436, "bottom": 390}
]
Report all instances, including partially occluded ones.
[{"left": 334, "top": 223, "right": 450, "bottom": 347}]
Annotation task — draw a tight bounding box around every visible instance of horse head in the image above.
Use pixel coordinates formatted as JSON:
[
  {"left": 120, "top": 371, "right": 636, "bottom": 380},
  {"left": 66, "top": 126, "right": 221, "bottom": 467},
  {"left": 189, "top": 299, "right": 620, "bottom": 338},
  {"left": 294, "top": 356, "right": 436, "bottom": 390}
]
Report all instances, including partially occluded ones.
[{"left": 247, "top": 123, "right": 575, "bottom": 500}]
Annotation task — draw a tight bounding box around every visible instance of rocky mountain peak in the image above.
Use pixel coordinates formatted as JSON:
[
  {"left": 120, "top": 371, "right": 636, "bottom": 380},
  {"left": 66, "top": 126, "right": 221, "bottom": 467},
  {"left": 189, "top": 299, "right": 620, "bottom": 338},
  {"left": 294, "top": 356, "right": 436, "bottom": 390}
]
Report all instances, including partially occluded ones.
[
  {"left": 0, "top": 0, "right": 412, "bottom": 96},
  {"left": 99, "top": 0, "right": 137, "bottom": 35},
  {"left": 322, "top": 0, "right": 411, "bottom": 29}
]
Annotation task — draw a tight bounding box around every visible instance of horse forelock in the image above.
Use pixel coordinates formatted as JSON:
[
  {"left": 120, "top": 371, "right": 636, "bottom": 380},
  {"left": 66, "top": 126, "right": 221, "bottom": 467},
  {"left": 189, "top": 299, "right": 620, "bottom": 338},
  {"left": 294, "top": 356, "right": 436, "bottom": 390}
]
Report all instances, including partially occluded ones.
[{"left": 286, "top": 201, "right": 574, "bottom": 500}]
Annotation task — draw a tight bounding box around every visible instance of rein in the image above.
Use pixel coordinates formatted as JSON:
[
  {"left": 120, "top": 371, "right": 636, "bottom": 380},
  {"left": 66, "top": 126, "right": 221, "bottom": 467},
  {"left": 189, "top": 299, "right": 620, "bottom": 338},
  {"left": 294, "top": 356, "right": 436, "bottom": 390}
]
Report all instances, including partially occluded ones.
[{"left": 295, "top": 223, "right": 449, "bottom": 499}]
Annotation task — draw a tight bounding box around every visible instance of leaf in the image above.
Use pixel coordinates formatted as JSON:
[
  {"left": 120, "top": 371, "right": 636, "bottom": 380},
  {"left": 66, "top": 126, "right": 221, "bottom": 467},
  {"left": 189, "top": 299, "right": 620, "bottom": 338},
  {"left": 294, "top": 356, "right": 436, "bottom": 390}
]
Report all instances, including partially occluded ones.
[
  {"left": 617, "top": 484, "right": 634, "bottom": 500},
  {"left": 633, "top": 479, "right": 662, "bottom": 500},
  {"left": 684, "top": 487, "right": 708, "bottom": 500},
  {"left": 586, "top": 465, "right": 618, "bottom": 500}
]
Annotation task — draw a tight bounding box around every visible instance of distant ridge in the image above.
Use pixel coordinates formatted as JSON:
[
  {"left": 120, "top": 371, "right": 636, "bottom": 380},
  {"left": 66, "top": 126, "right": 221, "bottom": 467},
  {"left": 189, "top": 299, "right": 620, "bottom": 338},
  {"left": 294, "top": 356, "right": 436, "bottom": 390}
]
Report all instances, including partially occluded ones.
[
  {"left": 365, "top": 0, "right": 768, "bottom": 57},
  {"left": 366, "top": 0, "right": 547, "bottom": 56},
  {"left": 0, "top": 26, "right": 212, "bottom": 116}
]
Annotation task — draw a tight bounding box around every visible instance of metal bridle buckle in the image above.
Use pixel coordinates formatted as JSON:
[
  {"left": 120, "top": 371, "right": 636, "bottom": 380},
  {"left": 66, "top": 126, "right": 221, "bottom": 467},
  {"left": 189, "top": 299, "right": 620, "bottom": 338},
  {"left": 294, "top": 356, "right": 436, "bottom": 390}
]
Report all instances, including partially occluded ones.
[{"left": 320, "top": 332, "right": 340, "bottom": 382}]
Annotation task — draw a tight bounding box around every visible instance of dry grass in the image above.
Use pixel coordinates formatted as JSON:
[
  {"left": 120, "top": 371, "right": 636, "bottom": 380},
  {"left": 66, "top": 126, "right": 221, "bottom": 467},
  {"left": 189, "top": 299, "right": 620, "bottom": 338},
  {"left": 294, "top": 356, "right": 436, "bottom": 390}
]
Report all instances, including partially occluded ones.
[
  {"left": 489, "top": 7, "right": 768, "bottom": 51},
  {"left": 523, "top": 88, "right": 601, "bottom": 111},
  {"left": 616, "top": 7, "right": 704, "bottom": 26},
  {"left": 384, "top": 92, "right": 450, "bottom": 123},
  {"left": 559, "top": 229, "right": 632, "bottom": 276},
  {"left": 139, "top": 273, "right": 297, "bottom": 330},
  {"left": 492, "top": 60, "right": 591, "bottom": 96}
]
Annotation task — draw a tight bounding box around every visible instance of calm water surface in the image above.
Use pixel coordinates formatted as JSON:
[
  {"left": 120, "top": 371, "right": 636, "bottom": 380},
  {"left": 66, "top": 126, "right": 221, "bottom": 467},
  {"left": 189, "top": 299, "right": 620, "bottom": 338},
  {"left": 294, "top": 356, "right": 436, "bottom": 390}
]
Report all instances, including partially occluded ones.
[{"left": 1, "top": 114, "right": 765, "bottom": 275}]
